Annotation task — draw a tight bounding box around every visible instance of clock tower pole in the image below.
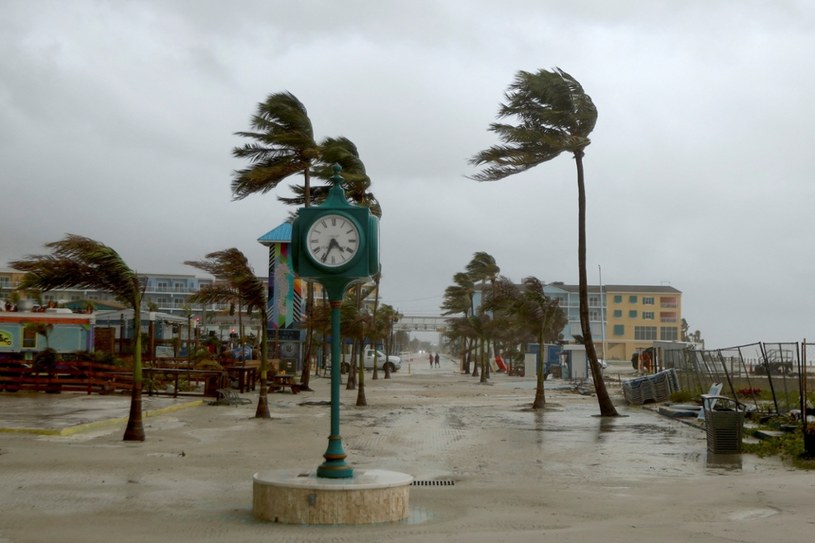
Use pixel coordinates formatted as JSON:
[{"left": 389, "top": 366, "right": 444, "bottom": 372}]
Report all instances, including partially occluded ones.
[{"left": 290, "top": 164, "right": 380, "bottom": 478}]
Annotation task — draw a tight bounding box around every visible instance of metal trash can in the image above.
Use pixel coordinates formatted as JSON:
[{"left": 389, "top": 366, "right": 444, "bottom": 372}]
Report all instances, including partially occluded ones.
[{"left": 702, "top": 395, "right": 745, "bottom": 454}]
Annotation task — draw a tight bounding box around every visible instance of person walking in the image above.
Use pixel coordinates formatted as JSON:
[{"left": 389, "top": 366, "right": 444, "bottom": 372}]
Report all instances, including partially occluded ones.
[
  {"left": 434, "top": 353, "right": 440, "bottom": 368},
  {"left": 429, "top": 353, "right": 434, "bottom": 368}
]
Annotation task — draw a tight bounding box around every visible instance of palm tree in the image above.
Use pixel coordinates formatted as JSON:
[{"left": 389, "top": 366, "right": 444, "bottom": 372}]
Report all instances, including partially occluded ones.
[
  {"left": 517, "top": 277, "right": 567, "bottom": 408},
  {"left": 232, "top": 91, "right": 320, "bottom": 391},
  {"left": 469, "top": 67, "right": 618, "bottom": 416},
  {"left": 441, "top": 272, "right": 476, "bottom": 373},
  {"left": 10, "top": 234, "right": 149, "bottom": 440},
  {"left": 466, "top": 252, "right": 500, "bottom": 382},
  {"left": 184, "top": 249, "right": 271, "bottom": 418}
]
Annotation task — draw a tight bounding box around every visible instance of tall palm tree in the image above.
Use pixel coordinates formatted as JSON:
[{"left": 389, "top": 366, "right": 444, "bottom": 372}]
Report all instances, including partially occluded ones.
[
  {"left": 232, "top": 91, "right": 320, "bottom": 391},
  {"left": 469, "top": 67, "right": 618, "bottom": 416},
  {"left": 185, "top": 249, "right": 271, "bottom": 418},
  {"left": 10, "top": 234, "right": 149, "bottom": 440}
]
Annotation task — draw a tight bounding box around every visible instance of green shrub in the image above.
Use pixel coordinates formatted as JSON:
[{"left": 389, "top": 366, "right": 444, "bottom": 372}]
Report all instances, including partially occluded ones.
[{"left": 669, "top": 390, "right": 694, "bottom": 403}]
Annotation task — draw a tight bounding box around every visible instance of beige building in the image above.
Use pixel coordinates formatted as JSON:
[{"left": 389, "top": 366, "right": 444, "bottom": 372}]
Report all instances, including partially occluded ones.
[{"left": 544, "top": 283, "right": 682, "bottom": 361}]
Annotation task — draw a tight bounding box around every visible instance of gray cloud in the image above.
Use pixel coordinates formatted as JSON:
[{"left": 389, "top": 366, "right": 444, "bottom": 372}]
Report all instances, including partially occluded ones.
[{"left": 2, "top": 0, "right": 814, "bottom": 348}]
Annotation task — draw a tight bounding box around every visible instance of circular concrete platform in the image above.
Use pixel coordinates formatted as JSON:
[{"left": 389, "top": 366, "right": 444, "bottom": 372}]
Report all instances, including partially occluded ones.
[{"left": 252, "top": 468, "right": 413, "bottom": 525}]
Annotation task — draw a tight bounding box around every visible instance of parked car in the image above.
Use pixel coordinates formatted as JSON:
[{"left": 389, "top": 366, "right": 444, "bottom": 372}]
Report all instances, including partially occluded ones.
[{"left": 341, "top": 349, "right": 401, "bottom": 373}]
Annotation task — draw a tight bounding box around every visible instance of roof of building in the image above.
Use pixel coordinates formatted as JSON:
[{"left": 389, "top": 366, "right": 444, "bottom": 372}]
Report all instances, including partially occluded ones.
[
  {"left": 257, "top": 222, "right": 292, "bottom": 246},
  {"left": 546, "top": 283, "right": 682, "bottom": 294}
]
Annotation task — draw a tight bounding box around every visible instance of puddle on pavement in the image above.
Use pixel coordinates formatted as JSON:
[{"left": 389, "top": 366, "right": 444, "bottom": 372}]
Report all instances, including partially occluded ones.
[{"left": 402, "top": 505, "right": 434, "bottom": 525}]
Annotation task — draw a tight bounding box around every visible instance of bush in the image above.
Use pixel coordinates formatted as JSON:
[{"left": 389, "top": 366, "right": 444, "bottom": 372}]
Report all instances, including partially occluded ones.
[
  {"left": 33, "top": 348, "right": 59, "bottom": 372},
  {"left": 669, "top": 390, "right": 693, "bottom": 403}
]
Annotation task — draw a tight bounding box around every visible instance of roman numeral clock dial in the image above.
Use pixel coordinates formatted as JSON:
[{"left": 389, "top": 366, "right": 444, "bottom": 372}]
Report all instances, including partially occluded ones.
[{"left": 305, "top": 213, "right": 361, "bottom": 268}]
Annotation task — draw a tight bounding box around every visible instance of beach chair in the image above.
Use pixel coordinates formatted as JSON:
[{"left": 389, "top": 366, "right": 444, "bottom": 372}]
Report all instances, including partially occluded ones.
[{"left": 698, "top": 382, "right": 723, "bottom": 420}]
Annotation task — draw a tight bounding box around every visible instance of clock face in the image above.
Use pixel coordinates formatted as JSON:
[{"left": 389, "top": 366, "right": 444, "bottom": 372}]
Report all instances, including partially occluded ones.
[{"left": 306, "top": 213, "right": 361, "bottom": 269}]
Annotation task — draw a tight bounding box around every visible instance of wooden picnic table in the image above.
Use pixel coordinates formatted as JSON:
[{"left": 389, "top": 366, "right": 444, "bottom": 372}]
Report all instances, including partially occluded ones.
[
  {"left": 224, "top": 362, "right": 258, "bottom": 393},
  {"left": 268, "top": 374, "right": 300, "bottom": 394}
]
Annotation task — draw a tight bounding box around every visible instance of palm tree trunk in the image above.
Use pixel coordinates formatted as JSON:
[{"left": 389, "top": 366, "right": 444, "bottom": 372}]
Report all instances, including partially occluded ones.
[
  {"left": 356, "top": 341, "right": 367, "bottom": 406},
  {"left": 255, "top": 311, "right": 271, "bottom": 418},
  {"left": 576, "top": 151, "right": 618, "bottom": 417},
  {"left": 479, "top": 337, "right": 488, "bottom": 383},
  {"left": 123, "top": 306, "right": 145, "bottom": 441},
  {"left": 372, "top": 278, "right": 380, "bottom": 380},
  {"left": 300, "top": 167, "right": 314, "bottom": 390},
  {"left": 532, "top": 328, "right": 546, "bottom": 409}
]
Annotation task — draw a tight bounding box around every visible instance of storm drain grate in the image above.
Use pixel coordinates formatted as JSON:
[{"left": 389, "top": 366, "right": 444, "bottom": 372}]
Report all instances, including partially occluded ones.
[{"left": 411, "top": 480, "right": 456, "bottom": 487}]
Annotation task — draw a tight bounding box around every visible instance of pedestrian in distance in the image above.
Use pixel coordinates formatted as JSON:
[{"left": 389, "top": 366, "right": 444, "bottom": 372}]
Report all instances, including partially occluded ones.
[
  {"left": 429, "top": 353, "right": 434, "bottom": 368},
  {"left": 434, "top": 353, "right": 440, "bottom": 367}
]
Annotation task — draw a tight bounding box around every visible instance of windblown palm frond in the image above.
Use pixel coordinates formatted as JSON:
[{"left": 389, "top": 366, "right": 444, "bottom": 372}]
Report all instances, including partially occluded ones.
[
  {"left": 231, "top": 91, "right": 319, "bottom": 200},
  {"left": 468, "top": 68, "right": 597, "bottom": 182},
  {"left": 10, "top": 234, "right": 141, "bottom": 308}
]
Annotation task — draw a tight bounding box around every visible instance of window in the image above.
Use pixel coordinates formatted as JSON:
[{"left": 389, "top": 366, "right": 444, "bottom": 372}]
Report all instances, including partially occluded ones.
[
  {"left": 660, "top": 327, "right": 678, "bottom": 341},
  {"left": 22, "top": 327, "right": 37, "bottom": 349},
  {"left": 589, "top": 309, "right": 601, "bottom": 321},
  {"left": 660, "top": 296, "right": 677, "bottom": 308},
  {"left": 643, "top": 311, "right": 655, "bottom": 320},
  {"left": 634, "top": 326, "right": 657, "bottom": 340},
  {"left": 613, "top": 324, "right": 624, "bottom": 336},
  {"left": 643, "top": 297, "right": 654, "bottom": 305},
  {"left": 629, "top": 295, "right": 638, "bottom": 303},
  {"left": 589, "top": 296, "right": 599, "bottom": 307},
  {"left": 613, "top": 309, "right": 622, "bottom": 318},
  {"left": 628, "top": 310, "right": 637, "bottom": 318},
  {"left": 660, "top": 312, "right": 677, "bottom": 323},
  {"left": 614, "top": 295, "right": 622, "bottom": 303}
]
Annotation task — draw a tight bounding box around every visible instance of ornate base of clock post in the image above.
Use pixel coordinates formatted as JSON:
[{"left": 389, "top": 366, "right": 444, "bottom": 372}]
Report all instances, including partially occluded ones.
[{"left": 316, "top": 435, "right": 353, "bottom": 478}]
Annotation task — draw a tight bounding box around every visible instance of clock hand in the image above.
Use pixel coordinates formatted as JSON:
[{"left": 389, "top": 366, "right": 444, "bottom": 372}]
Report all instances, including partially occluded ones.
[{"left": 322, "top": 238, "right": 340, "bottom": 262}]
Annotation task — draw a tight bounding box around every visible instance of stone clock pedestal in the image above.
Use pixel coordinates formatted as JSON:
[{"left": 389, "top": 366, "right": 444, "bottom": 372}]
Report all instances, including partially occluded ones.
[{"left": 252, "top": 469, "right": 412, "bottom": 524}]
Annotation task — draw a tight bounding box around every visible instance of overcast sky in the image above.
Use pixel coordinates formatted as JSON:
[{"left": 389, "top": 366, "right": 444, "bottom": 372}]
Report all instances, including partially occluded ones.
[{"left": 2, "top": 0, "right": 814, "bottom": 349}]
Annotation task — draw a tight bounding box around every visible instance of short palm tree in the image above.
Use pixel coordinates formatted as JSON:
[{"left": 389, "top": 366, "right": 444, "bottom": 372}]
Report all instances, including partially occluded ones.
[
  {"left": 466, "top": 252, "right": 500, "bottom": 382},
  {"left": 10, "top": 234, "right": 149, "bottom": 440},
  {"left": 518, "top": 277, "right": 568, "bottom": 408},
  {"left": 469, "top": 67, "right": 618, "bottom": 416},
  {"left": 441, "top": 272, "right": 476, "bottom": 373},
  {"left": 185, "top": 249, "right": 271, "bottom": 418}
]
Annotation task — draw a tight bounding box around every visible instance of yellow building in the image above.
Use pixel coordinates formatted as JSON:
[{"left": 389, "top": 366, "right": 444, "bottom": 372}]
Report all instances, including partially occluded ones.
[{"left": 545, "top": 283, "right": 682, "bottom": 361}]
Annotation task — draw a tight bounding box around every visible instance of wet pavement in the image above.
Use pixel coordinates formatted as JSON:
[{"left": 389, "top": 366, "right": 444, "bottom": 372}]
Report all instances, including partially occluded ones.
[
  {"left": 0, "top": 392, "right": 203, "bottom": 434},
  {"left": 0, "top": 353, "right": 805, "bottom": 543}
]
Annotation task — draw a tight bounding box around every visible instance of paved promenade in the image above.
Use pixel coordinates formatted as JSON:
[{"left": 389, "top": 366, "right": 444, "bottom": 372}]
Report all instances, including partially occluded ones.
[{"left": 0, "top": 356, "right": 810, "bottom": 543}]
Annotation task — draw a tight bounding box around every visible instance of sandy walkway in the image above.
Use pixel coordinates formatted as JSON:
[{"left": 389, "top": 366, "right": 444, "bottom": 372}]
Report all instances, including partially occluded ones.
[{"left": 0, "top": 356, "right": 811, "bottom": 542}]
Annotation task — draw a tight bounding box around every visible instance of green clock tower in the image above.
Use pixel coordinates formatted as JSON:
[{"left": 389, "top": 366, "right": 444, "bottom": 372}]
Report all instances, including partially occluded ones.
[{"left": 291, "top": 164, "right": 380, "bottom": 478}]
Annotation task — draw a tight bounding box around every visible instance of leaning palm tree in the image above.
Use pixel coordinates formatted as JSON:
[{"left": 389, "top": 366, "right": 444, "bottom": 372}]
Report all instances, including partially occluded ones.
[
  {"left": 10, "top": 234, "right": 149, "bottom": 440},
  {"left": 185, "top": 249, "right": 271, "bottom": 418},
  {"left": 470, "top": 67, "right": 618, "bottom": 416},
  {"left": 232, "top": 91, "right": 320, "bottom": 391}
]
